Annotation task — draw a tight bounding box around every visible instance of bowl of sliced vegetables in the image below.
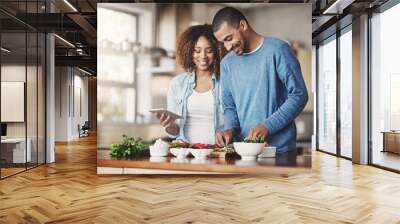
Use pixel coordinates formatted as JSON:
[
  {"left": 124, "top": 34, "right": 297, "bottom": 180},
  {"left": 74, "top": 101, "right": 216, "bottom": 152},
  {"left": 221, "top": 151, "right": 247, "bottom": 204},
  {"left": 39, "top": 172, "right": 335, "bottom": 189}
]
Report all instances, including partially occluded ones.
[
  {"left": 233, "top": 136, "right": 265, "bottom": 160},
  {"left": 189, "top": 143, "right": 213, "bottom": 159},
  {"left": 168, "top": 140, "right": 191, "bottom": 159},
  {"left": 170, "top": 148, "right": 190, "bottom": 159}
]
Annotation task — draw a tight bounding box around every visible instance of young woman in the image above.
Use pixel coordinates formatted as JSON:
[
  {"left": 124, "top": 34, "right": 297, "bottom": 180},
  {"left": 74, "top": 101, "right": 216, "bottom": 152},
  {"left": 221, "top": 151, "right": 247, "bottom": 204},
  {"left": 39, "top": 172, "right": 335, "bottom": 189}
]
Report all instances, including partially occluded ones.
[{"left": 156, "top": 24, "right": 224, "bottom": 145}]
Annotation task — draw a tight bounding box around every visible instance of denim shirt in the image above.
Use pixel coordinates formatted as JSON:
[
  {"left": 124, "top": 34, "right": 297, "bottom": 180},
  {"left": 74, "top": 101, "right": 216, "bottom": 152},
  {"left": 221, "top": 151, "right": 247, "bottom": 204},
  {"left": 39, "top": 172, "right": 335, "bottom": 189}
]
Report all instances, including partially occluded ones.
[{"left": 166, "top": 71, "right": 224, "bottom": 141}]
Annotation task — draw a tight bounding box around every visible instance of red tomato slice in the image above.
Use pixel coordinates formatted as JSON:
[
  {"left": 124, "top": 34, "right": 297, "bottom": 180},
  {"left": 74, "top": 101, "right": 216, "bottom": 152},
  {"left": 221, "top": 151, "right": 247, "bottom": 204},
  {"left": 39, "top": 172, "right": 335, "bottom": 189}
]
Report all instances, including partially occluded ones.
[{"left": 191, "top": 143, "right": 210, "bottom": 149}]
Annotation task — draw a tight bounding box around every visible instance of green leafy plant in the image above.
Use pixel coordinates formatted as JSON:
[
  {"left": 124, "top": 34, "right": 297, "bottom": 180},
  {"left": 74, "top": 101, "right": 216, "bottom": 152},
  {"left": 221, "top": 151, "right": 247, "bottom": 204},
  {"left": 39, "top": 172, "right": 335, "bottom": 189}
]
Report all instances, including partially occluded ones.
[
  {"left": 169, "top": 142, "right": 182, "bottom": 148},
  {"left": 110, "top": 135, "right": 149, "bottom": 158},
  {"left": 168, "top": 140, "right": 190, "bottom": 148},
  {"left": 221, "top": 145, "right": 235, "bottom": 153},
  {"left": 244, "top": 136, "right": 265, "bottom": 143}
]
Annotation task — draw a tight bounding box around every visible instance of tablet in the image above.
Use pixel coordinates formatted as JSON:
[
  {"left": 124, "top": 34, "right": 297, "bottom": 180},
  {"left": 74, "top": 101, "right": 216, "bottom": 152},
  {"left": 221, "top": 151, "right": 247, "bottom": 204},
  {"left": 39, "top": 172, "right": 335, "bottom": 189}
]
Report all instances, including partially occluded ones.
[{"left": 149, "top": 108, "right": 183, "bottom": 119}]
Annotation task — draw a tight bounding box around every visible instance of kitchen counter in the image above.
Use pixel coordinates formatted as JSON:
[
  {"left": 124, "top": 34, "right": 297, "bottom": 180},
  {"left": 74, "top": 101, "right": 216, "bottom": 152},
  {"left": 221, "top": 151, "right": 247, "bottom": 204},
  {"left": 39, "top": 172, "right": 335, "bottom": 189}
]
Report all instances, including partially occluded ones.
[{"left": 97, "top": 149, "right": 311, "bottom": 174}]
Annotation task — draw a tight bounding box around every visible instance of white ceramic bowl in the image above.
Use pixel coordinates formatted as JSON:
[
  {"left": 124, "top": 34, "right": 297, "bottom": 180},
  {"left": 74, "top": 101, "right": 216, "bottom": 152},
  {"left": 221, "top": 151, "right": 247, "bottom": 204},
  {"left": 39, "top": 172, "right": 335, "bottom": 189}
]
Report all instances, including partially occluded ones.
[
  {"left": 170, "top": 148, "right": 190, "bottom": 159},
  {"left": 149, "top": 145, "right": 169, "bottom": 157},
  {"left": 233, "top": 142, "right": 264, "bottom": 160},
  {"left": 258, "top": 146, "right": 276, "bottom": 158},
  {"left": 189, "top": 148, "right": 213, "bottom": 159}
]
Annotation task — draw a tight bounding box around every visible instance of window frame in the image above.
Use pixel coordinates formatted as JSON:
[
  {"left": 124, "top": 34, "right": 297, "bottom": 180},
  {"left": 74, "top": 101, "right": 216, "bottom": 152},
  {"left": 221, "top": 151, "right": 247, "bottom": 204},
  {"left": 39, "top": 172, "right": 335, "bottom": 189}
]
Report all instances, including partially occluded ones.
[
  {"left": 315, "top": 21, "right": 353, "bottom": 161},
  {"left": 368, "top": 0, "right": 400, "bottom": 173}
]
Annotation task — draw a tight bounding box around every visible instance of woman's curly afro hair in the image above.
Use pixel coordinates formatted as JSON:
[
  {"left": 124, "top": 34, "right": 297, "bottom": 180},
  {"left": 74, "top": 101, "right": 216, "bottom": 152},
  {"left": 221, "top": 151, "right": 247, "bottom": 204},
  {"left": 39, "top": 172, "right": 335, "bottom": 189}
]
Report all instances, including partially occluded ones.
[{"left": 176, "top": 24, "right": 222, "bottom": 76}]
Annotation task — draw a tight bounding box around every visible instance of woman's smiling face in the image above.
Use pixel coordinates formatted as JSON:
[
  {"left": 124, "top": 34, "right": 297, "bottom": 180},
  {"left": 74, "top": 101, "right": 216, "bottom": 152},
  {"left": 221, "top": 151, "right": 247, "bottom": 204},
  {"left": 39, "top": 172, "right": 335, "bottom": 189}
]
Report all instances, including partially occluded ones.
[{"left": 192, "top": 36, "right": 215, "bottom": 71}]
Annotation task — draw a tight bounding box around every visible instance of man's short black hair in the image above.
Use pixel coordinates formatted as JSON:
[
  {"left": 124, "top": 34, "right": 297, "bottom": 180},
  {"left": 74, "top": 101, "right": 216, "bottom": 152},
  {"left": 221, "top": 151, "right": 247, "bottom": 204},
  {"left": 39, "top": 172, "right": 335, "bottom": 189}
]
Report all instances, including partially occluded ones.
[{"left": 212, "top": 7, "right": 248, "bottom": 33}]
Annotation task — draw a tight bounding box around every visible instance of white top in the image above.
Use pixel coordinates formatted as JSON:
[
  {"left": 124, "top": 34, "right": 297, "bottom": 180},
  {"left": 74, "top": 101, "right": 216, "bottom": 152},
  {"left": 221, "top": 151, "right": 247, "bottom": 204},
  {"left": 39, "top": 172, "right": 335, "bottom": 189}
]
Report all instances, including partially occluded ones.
[
  {"left": 243, "top": 37, "right": 264, "bottom": 55},
  {"left": 184, "top": 89, "right": 215, "bottom": 144}
]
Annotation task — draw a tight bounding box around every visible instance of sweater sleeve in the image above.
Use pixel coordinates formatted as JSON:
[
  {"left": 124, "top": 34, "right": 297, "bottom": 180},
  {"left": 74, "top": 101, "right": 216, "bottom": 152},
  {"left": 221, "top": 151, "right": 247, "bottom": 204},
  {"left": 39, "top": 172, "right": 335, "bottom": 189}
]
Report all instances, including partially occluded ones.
[
  {"left": 263, "top": 43, "right": 308, "bottom": 135},
  {"left": 221, "top": 61, "right": 240, "bottom": 132}
]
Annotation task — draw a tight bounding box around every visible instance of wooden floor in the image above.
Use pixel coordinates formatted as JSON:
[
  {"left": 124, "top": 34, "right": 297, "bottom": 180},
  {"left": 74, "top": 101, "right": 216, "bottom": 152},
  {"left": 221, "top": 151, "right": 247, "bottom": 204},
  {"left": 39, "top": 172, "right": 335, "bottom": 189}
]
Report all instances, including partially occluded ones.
[
  {"left": 1, "top": 163, "right": 45, "bottom": 178},
  {"left": 372, "top": 150, "right": 400, "bottom": 171},
  {"left": 1, "top": 167, "right": 26, "bottom": 177},
  {"left": 1, "top": 135, "right": 400, "bottom": 223}
]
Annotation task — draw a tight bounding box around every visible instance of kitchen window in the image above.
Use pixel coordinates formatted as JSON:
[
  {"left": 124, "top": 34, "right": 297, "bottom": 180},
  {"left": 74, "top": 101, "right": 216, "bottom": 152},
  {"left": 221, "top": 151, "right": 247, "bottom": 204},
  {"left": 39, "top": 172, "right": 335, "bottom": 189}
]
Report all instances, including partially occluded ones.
[{"left": 97, "top": 7, "right": 138, "bottom": 124}]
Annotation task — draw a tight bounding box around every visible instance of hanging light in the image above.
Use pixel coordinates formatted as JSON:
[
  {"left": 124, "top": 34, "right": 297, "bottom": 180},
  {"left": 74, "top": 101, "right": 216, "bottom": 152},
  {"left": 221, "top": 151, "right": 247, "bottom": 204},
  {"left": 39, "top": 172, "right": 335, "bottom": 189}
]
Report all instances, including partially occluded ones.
[
  {"left": 54, "top": 34, "right": 75, "bottom": 48},
  {"left": 63, "top": 0, "right": 78, "bottom": 12},
  {"left": 1, "top": 47, "right": 11, "bottom": 53}
]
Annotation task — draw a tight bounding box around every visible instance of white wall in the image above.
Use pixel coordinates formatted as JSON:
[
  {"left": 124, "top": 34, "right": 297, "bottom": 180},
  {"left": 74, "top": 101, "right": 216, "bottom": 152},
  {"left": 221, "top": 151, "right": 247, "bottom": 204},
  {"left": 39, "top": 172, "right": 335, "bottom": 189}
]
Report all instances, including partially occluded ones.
[
  {"left": 55, "top": 67, "right": 89, "bottom": 141},
  {"left": 246, "top": 4, "right": 311, "bottom": 50},
  {"left": 191, "top": 4, "right": 223, "bottom": 25},
  {"left": 72, "top": 74, "right": 89, "bottom": 137},
  {"left": 190, "top": 3, "right": 311, "bottom": 50},
  {"left": 1, "top": 66, "right": 26, "bottom": 141},
  {"left": 55, "top": 66, "right": 69, "bottom": 141},
  {"left": 158, "top": 5, "right": 176, "bottom": 51},
  {"left": 1, "top": 63, "right": 46, "bottom": 163},
  {"left": 1, "top": 65, "right": 33, "bottom": 138}
]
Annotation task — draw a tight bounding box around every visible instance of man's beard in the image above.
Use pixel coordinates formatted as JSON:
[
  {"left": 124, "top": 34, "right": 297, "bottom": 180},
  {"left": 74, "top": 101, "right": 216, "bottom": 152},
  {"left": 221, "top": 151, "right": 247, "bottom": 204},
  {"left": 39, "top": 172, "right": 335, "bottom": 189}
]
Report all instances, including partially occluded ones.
[
  {"left": 233, "top": 41, "right": 248, "bottom": 55},
  {"left": 238, "top": 32, "right": 249, "bottom": 54},
  {"left": 233, "top": 43, "right": 243, "bottom": 55}
]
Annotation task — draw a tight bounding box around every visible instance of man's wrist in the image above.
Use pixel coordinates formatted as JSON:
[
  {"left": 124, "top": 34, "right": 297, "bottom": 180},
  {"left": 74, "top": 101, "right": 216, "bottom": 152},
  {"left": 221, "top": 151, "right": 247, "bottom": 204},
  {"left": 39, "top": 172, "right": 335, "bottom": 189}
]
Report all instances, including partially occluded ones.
[
  {"left": 260, "top": 123, "right": 269, "bottom": 136},
  {"left": 263, "top": 119, "right": 276, "bottom": 136}
]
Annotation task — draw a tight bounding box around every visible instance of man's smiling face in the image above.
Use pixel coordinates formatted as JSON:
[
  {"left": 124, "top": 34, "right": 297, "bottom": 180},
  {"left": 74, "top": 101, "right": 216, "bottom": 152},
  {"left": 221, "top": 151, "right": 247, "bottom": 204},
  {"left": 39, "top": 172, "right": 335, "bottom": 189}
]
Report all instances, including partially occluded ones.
[{"left": 214, "top": 21, "right": 247, "bottom": 55}]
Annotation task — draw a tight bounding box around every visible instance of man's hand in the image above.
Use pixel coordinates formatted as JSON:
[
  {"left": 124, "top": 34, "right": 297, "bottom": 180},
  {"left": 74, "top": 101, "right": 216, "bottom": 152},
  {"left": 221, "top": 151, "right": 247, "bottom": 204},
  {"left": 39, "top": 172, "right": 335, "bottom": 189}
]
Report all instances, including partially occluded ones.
[
  {"left": 215, "top": 129, "right": 233, "bottom": 147},
  {"left": 246, "top": 124, "right": 269, "bottom": 140}
]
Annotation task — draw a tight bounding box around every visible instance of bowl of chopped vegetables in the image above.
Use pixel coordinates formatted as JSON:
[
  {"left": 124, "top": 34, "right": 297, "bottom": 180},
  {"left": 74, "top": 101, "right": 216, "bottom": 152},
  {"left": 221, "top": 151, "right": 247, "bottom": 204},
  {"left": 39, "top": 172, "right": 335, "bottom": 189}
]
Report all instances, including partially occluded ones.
[
  {"left": 188, "top": 143, "right": 213, "bottom": 159},
  {"left": 170, "top": 148, "right": 190, "bottom": 159},
  {"left": 233, "top": 136, "right": 265, "bottom": 160}
]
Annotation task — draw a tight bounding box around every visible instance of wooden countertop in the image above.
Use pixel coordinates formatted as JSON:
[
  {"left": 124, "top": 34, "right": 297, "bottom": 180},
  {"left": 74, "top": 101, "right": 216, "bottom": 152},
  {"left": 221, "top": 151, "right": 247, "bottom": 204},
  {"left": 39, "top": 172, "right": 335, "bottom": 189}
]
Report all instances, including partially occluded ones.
[{"left": 97, "top": 149, "right": 311, "bottom": 174}]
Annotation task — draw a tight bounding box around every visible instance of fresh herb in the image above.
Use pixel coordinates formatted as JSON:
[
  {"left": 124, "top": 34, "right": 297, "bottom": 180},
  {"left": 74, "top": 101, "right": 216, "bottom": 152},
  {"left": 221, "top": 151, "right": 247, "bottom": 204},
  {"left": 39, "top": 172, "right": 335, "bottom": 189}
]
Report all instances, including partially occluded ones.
[
  {"left": 244, "top": 136, "right": 265, "bottom": 143},
  {"left": 214, "top": 145, "right": 234, "bottom": 153},
  {"left": 169, "top": 140, "right": 190, "bottom": 148},
  {"left": 169, "top": 142, "right": 181, "bottom": 148},
  {"left": 110, "top": 135, "right": 149, "bottom": 158},
  {"left": 221, "top": 145, "right": 235, "bottom": 153}
]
